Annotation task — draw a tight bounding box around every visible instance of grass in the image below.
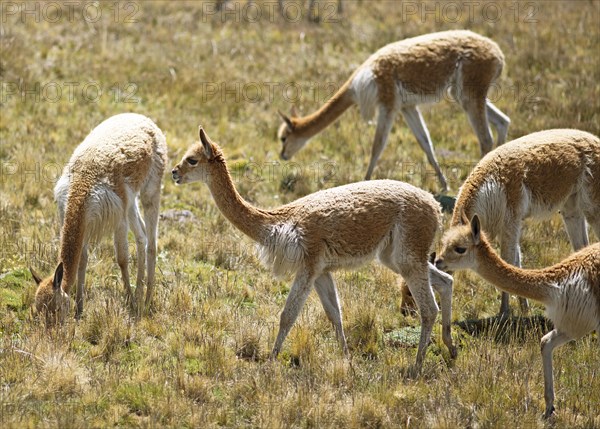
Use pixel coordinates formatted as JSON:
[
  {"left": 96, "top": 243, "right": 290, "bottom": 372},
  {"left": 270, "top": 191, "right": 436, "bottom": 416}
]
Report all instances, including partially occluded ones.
[{"left": 1, "top": 1, "right": 599, "bottom": 427}]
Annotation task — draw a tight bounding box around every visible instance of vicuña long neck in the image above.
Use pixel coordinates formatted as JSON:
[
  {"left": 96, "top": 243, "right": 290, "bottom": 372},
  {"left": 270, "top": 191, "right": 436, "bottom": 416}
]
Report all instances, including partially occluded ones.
[
  {"left": 207, "top": 161, "right": 274, "bottom": 244},
  {"left": 475, "top": 239, "right": 555, "bottom": 305},
  {"left": 293, "top": 78, "right": 355, "bottom": 138},
  {"left": 59, "top": 191, "right": 87, "bottom": 295}
]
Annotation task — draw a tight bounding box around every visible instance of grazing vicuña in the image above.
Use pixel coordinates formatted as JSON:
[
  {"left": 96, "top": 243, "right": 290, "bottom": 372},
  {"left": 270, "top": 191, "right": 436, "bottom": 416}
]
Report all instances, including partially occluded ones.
[
  {"left": 277, "top": 30, "right": 510, "bottom": 191},
  {"left": 32, "top": 113, "right": 168, "bottom": 322}
]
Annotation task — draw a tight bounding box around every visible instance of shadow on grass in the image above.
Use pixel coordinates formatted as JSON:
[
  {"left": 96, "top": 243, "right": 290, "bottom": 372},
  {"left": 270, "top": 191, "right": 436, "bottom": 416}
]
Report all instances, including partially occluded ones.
[{"left": 455, "top": 314, "right": 554, "bottom": 343}]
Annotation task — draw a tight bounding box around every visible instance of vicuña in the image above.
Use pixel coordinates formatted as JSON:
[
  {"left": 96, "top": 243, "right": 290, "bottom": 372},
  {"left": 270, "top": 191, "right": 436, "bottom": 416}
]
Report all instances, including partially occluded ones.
[
  {"left": 436, "top": 214, "right": 600, "bottom": 419},
  {"left": 277, "top": 30, "right": 510, "bottom": 191},
  {"left": 32, "top": 113, "right": 168, "bottom": 323},
  {"left": 172, "top": 127, "right": 456, "bottom": 372}
]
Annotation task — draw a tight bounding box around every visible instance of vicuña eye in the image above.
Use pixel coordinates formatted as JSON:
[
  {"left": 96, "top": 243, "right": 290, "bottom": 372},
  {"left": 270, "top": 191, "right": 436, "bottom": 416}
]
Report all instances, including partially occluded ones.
[
  {"left": 454, "top": 247, "right": 467, "bottom": 254},
  {"left": 280, "top": 136, "right": 287, "bottom": 143},
  {"left": 186, "top": 158, "right": 198, "bottom": 166}
]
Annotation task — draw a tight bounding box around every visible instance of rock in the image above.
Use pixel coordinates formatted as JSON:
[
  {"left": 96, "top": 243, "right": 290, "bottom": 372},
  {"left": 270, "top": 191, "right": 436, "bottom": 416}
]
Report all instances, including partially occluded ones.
[{"left": 159, "top": 209, "right": 196, "bottom": 223}]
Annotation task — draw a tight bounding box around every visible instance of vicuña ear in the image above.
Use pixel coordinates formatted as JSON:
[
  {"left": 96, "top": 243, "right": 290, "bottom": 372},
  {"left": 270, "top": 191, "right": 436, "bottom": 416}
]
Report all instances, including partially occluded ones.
[
  {"left": 471, "top": 214, "right": 481, "bottom": 245},
  {"left": 459, "top": 209, "right": 469, "bottom": 225},
  {"left": 278, "top": 110, "right": 294, "bottom": 129},
  {"left": 290, "top": 105, "right": 298, "bottom": 117},
  {"left": 30, "top": 267, "right": 43, "bottom": 285},
  {"left": 429, "top": 252, "right": 436, "bottom": 264},
  {"left": 53, "top": 262, "right": 64, "bottom": 291},
  {"left": 198, "top": 126, "right": 215, "bottom": 160}
]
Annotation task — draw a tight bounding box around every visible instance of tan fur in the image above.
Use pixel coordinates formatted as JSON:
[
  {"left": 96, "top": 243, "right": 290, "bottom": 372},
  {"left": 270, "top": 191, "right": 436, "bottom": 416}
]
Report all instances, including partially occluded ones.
[
  {"left": 278, "top": 30, "right": 510, "bottom": 191},
  {"left": 172, "top": 127, "right": 457, "bottom": 372},
  {"left": 436, "top": 215, "right": 600, "bottom": 418},
  {"left": 34, "top": 113, "right": 168, "bottom": 322},
  {"left": 368, "top": 30, "right": 503, "bottom": 111},
  {"left": 452, "top": 129, "right": 600, "bottom": 230}
]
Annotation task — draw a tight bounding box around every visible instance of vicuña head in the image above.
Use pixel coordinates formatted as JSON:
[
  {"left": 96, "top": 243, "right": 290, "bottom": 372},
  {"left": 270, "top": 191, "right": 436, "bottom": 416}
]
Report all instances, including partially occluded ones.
[
  {"left": 435, "top": 212, "right": 480, "bottom": 272},
  {"left": 31, "top": 263, "right": 70, "bottom": 324},
  {"left": 171, "top": 127, "right": 228, "bottom": 185},
  {"left": 277, "top": 107, "right": 310, "bottom": 161}
]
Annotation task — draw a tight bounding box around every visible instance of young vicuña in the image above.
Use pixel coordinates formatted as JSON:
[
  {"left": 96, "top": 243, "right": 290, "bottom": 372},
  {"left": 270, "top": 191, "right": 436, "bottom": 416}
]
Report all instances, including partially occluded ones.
[
  {"left": 32, "top": 113, "right": 168, "bottom": 323},
  {"left": 172, "top": 127, "right": 456, "bottom": 371},
  {"left": 401, "top": 129, "right": 600, "bottom": 316},
  {"left": 436, "top": 214, "right": 600, "bottom": 419},
  {"left": 277, "top": 29, "right": 510, "bottom": 191}
]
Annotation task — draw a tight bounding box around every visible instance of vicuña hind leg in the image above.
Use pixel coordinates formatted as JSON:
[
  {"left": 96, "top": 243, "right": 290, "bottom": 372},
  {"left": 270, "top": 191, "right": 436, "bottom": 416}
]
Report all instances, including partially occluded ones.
[
  {"left": 428, "top": 262, "right": 456, "bottom": 358},
  {"left": 561, "top": 195, "right": 589, "bottom": 251},
  {"left": 451, "top": 80, "right": 494, "bottom": 156},
  {"left": 401, "top": 106, "right": 448, "bottom": 192},
  {"left": 540, "top": 329, "right": 571, "bottom": 419},
  {"left": 141, "top": 178, "right": 161, "bottom": 313},
  {"left": 586, "top": 213, "right": 600, "bottom": 243},
  {"left": 365, "top": 107, "right": 395, "bottom": 180},
  {"left": 461, "top": 97, "right": 494, "bottom": 156},
  {"left": 379, "top": 236, "right": 440, "bottom": 370},
  {"left": 396, "top": 264, "right": 439, "bottom": 375},
  {"left": 314, "top": 272, "right": 348, "bottom": 356},
  {"left": 128, "top": 202, "right": 147, "bottom": 317},
  {"left": 485, "top": 100, "right": 510, "bottom": 146},
  {"left": 114, "top": 218, "right": 134, "bottom": 310},
  {"left": 500, "top": 225, "right": 529, "bottom": 315},
  {"left": 271, "top": 270, "right": 315, "bottom": 359}
]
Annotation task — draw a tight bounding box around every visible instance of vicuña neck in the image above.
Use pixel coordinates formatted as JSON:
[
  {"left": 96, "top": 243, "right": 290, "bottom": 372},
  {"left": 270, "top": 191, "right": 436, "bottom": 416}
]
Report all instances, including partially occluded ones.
[
  {"left": 475, "top": 239, "right": 555, "bottom": 305},
  {"left": 293, "top": 78, "right": 355, "bottom": 138},
  {"left": 59, "top": 193, "right": 86, "bottom": 294},
  {"left": 207, "top": 161, "right": 274, "bottom": 244}
]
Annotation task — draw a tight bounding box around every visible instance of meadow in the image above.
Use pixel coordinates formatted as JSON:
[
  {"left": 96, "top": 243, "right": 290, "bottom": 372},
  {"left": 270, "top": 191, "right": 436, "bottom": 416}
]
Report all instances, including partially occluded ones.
[{"left": 0, "top": 1, "right": 599, "bottom": 427}]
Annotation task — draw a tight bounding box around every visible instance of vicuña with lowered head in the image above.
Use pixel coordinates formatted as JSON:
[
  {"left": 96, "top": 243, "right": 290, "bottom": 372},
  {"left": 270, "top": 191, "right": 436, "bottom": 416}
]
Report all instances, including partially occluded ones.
[
  {"left": 436, "top": 214, "right": 600, "bottom": 419},
  {"left": 401, "top": 129, "right": 600, "bottom": 316},
  {"left": 32, "top": 113, "right": 168, "bottom": 323},
  {"left": 172, "top": 127, "right": 456, "bottom": 372},
  {"left": 277, "top": 29, "right": 510, "bottom": 192}
]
